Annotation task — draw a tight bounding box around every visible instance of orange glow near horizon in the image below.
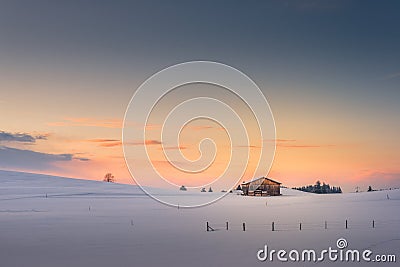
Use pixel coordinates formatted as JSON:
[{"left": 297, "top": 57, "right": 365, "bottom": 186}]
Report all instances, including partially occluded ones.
[
  {"left": 2, "top": 120, "right": 399, "bottom": 193},
  {"left": 1, "top": 87, "right": 399, "bottom": 192}
]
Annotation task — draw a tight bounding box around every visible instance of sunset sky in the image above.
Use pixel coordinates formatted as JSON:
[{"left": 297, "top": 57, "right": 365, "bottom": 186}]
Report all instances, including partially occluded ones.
[{"left": 0, "top": 0, "right": 399, "bottom": 192}]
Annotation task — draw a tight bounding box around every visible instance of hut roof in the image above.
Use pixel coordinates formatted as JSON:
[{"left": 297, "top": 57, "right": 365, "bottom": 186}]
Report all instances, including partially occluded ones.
[{"left": 241, "top": 177, "right": 281, "bottom": 185}]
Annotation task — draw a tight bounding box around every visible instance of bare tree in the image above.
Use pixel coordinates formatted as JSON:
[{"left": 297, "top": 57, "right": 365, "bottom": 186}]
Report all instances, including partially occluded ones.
[{"left": 103, "top": 173, "right": 115, "bottom": 183}]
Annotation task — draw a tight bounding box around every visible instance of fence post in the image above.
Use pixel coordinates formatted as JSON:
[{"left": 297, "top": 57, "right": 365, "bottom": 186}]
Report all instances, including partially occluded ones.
[
  {"left": 243, "top": 222, "right": 246, "bottom": 231},
  {"left": 372, "top": 220, "right": 375, "bottom": 228},
  {"left": 325, "top": 220, "right": 327, "bottom": 229},
  {"left": 299, "top": 223, "right": 302, "bottom": 231},
  {"left": 345, "top": 219, "right": 348, "bottom": 229},
  {"left": 226, "top": 221, "right": 229, "bottom": 231},
  {"left": 206, "top": 222, "right": 215, "bottom": 232},
  {"left": 272, "top": 221, "right": 275, "bottom": 231}
]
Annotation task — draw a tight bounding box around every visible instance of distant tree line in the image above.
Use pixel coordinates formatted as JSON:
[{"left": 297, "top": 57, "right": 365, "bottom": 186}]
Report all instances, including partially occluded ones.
[{"left": 293, "top": 180, "right": 342, "bottom": 194}]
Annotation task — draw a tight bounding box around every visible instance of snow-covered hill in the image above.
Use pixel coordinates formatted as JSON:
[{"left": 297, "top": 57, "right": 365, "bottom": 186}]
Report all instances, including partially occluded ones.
[
  {"left": 0, "top": 170, "right": 399, "bottom": 267},
  {"left": 0, "top": 169, "right": 144, "bottom": 199}
]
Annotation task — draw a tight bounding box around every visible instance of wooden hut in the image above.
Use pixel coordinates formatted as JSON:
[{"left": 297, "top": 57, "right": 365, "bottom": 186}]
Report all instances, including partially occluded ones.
[{"left": 241, "top": 177, "right": 281, "bottom": 196}]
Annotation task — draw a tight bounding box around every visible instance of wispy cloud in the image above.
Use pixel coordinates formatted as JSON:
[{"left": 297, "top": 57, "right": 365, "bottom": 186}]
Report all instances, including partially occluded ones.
[
  {"left": 86, "top": 138, "right": 162, "bottom": 147},
  {"left": 383, "top": 71, "right": 400, "bottom": 80},
  {"left": 97, "top": 142, "right": 122, "bottom": 147},
  {"left": 264, "top": 139, "right": 296, "bottom": 143},
  {"left": 0, "top": 146, "right": 90, "bottom": 171},
  {"left": 275, "top": 139, "right": 296, "bottom": 142},
  {"left": 187, "top": 125, "right": 214, "bottom": 130},
  {"left": 86, "top": 139, "right": 121, "bottom": 147},
  {"left": 144, "top": 124, "right": 216, "bottom": 131},
  {"left": 0, "top": 130, "right": 48, "bottom": 143},
  {"left": 87, "top": 139, "right": 120, "bottom": 142},
  {"left": 142, "top": 140, "right": 162, "bottom": 145},
  {"left": 235, "top": 145, "right": 262, "bottom": 149},
  {"left": 159, "top": 145, "right": 187, "bottom": 150},
  {"left": 48, "top": 117, "right": 122, "bottom": 128},
  {"left": 74, "top": 157, "right": 90, "bottom": 161},
  {"left": 123, "top": 139, "right": 162, "bottom": 146}
]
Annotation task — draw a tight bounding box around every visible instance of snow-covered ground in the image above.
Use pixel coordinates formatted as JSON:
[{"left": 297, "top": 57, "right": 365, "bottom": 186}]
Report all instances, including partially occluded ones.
[{"left": 0, "top": 170, "right": 399, "bottom": 267}]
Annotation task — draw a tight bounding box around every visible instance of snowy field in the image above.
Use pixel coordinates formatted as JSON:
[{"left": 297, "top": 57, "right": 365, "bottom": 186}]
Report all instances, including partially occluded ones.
[{"left": 0, "top": 170, "right": 399, "bottom": 267}]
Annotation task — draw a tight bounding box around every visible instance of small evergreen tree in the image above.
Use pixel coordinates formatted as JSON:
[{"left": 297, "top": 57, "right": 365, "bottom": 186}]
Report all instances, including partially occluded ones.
[
  {"left": 179, "top": 185, "right": 187, "bottom": 191},
  {"left": 322, "top": 182, "right": 328, "bottom": 194},
  {"left": 314, "top": 180, "right": 322, "bottom": 194},
  {"left": 367, "top": 185, "right": 373, "bottom": 192}
]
